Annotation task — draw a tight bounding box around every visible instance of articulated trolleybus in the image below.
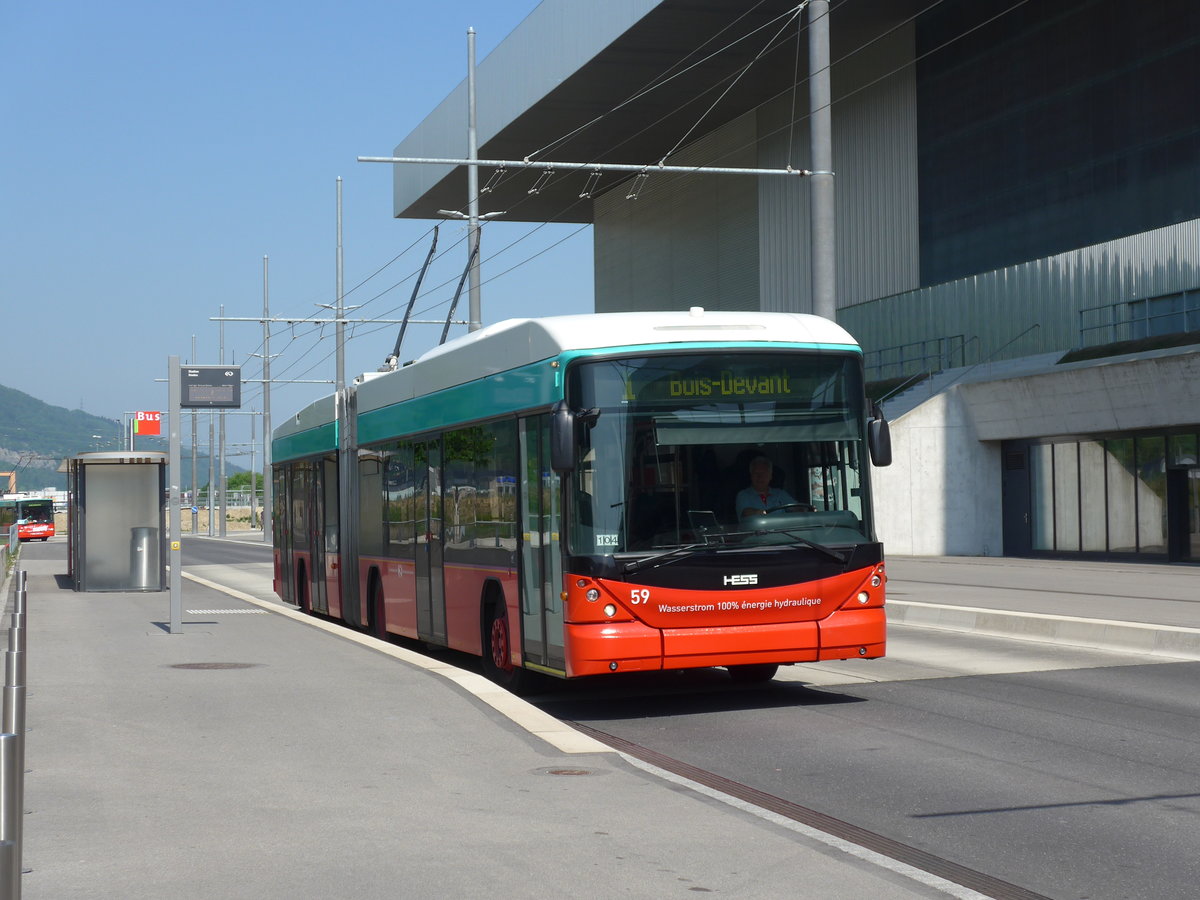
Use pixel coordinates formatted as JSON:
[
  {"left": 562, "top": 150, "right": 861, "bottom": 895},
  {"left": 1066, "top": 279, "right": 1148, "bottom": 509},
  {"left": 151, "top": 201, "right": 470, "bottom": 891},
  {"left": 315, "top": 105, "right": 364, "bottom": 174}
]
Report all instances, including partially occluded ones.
[{"left": 272, "top": 309, "right": 892, "bottom": 689}]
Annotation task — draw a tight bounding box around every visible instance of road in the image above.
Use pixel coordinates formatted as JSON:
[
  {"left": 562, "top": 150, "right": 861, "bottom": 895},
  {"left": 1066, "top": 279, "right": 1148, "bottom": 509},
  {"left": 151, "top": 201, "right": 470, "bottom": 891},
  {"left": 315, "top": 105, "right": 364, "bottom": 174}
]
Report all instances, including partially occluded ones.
[
  {"left": 177, "top": 537, "right": 1200, "bottom": 899},
  {"left": 180, "top": 534, "right": 278, "bottom": 604}
]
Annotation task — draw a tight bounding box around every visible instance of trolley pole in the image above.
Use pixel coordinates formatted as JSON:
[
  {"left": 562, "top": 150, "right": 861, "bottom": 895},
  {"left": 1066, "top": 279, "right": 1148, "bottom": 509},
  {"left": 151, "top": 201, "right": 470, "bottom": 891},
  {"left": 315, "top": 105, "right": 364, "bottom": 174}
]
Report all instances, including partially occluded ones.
[
  {"left": 190, "top": 335, "right": 198, "bottom": 535},
  {"left": 262, "top": 255, "right": 272, "bottom": 546},
  {"left": 808, "top": 0, "right": 836, "bottom": 321},
  {"left": 168, "top": 357, "right": 183, "bottom": 634},
  {"left": 218, "top": 307, "right": 227, "bottom": 538},
  {"left": 467, "top": 27, "right": 481, "bottom": 332}
]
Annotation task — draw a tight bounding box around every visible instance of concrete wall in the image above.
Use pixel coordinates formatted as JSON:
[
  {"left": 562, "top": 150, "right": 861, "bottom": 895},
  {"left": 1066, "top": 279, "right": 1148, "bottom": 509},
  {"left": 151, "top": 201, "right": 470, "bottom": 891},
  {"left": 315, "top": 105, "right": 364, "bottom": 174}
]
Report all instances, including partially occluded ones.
[
  {"left": 960, "top": 349, "right": 1200, "bottom": 442},
  {"left": 873, "top": 387, "right": 1002, "bottom": 557},
  {"left": 878, "top": 348, "right": 1200, "bottom": 558}
]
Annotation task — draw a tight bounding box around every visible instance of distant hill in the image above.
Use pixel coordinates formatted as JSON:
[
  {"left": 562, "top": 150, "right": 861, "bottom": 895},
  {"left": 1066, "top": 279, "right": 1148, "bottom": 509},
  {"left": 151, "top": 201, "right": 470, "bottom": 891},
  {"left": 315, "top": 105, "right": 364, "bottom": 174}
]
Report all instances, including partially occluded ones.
[
  {"left": 0, "top": 384, "right": 124, "bottom": 491},
  {"left": 0, "top": 383, "right": 242, "bottom": 492}
]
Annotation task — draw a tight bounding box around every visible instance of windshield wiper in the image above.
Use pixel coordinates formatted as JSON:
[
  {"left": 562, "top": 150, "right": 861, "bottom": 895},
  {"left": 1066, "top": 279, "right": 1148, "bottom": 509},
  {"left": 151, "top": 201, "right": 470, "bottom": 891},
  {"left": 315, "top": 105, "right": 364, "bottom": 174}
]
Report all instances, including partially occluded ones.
[
  {"left": 623, "top": 542, "right": 712, "bottom": 574},
  {"left": 771, "top": 529, "right": 849, "bottom": 564},
  {"left": 623, "top": 528, "right": 850, "bottom": 574}
]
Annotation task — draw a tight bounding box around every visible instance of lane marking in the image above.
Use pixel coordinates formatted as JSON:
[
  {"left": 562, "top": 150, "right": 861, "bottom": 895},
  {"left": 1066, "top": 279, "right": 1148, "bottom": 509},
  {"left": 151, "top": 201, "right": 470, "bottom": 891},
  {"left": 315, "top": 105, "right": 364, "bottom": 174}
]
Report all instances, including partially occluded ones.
[{"left": 186, "top": 609, "right": 269, "bottom": 615}]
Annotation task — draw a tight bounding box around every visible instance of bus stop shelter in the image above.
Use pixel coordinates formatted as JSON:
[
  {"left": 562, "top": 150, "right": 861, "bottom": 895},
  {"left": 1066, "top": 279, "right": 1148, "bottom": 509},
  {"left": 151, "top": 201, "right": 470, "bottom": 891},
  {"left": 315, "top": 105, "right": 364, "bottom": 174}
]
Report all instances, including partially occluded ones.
[{"left": 62, "top": 451, "right": 167, "bottom": 592}]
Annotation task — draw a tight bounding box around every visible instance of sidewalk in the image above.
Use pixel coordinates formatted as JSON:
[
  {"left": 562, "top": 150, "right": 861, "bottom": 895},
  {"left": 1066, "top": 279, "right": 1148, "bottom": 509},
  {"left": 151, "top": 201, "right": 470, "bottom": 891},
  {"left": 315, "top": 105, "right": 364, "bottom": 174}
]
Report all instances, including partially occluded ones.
[{"left": 5, "top": 545, "right": 961, "bottom": 900}]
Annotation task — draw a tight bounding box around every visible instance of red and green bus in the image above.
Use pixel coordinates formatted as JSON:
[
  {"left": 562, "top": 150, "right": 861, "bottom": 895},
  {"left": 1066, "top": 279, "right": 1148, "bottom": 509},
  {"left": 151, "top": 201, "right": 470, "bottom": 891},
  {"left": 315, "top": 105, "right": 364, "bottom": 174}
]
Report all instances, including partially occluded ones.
[{"left": 272, "top": 310, "right": 891, "bottom": 689}]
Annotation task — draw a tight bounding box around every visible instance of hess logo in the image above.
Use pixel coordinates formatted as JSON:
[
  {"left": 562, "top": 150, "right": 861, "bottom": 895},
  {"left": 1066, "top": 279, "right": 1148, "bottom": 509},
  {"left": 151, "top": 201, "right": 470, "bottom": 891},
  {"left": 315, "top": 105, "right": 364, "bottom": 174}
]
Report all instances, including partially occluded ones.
[{"left": 722, "top": 574, "right": 758, "bottom": 586}]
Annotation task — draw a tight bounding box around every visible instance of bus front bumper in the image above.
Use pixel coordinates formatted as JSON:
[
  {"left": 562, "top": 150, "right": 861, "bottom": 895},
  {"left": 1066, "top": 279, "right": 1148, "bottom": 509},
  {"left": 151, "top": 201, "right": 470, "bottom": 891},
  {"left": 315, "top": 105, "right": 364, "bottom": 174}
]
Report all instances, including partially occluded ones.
[{"left": 563, "top": 607, "right": 886, "bottom": 677}]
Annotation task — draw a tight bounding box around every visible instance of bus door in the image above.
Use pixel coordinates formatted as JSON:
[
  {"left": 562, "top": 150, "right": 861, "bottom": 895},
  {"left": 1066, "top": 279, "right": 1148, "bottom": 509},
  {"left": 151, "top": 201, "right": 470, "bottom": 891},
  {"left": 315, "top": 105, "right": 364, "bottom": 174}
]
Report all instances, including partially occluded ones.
[
  {"left": 320, "top": 456, "right": 340, "bottom": 616},
  {"left": 414, "top": 438, "right": 446, "bottom": 643},
  {"left": 308, "top": 460, "right": 330, "bottom": 615},
  {"left": 275, "top": 468, "right": 296, "bottom": 603},
  {"left": 519, "top": 416, "right": 565, "bottom": 671}
]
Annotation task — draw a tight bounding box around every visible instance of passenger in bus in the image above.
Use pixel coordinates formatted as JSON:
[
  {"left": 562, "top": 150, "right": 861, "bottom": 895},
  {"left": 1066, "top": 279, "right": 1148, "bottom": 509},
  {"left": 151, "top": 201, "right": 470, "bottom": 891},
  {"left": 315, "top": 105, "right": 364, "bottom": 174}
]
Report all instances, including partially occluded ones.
[{"left": 736, "top": 456, "right": 807, "bottom": 519}]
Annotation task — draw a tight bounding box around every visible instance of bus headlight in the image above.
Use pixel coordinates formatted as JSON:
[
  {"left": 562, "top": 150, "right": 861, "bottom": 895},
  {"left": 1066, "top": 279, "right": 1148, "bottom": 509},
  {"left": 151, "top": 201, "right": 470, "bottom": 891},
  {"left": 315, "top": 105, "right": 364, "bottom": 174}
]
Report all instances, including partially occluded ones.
[
  {"left": 586, "top": 589, "right": 601, "bottom": 602},
  {"left": 870, "top": 575, "right": 881, "bottom": 587},
  {"left": 603, "top": 604, "right": 617, "bottom": 618},
  {"left": 857, "top": 591, "right": 870, "bottom": 604}
]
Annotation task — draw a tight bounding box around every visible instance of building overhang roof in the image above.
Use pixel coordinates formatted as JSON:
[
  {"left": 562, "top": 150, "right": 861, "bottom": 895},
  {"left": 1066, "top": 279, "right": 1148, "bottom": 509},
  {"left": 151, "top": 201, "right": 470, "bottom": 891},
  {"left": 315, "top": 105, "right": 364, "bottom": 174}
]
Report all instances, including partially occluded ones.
[{"left": 389, "top": 0, "right": 907, "bottom": 224}]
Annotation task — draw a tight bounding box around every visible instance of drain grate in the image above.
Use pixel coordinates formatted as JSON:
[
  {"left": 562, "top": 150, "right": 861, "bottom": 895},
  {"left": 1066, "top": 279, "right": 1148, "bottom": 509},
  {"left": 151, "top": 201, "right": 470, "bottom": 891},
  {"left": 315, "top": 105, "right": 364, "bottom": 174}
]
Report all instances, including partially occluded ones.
[
  {"left": 535, "top": 767, "right": 602, "bottom": 777},
  {"left": 169, "top": 662, "right": 261, "bottom": 670}
]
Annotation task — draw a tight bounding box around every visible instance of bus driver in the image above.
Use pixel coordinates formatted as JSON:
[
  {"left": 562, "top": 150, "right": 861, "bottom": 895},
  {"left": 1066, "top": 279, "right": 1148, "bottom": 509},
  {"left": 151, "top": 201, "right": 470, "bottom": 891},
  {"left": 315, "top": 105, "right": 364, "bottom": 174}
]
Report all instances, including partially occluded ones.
[{"left": 737, "top": 455, "right": 802, "bottom": 519}]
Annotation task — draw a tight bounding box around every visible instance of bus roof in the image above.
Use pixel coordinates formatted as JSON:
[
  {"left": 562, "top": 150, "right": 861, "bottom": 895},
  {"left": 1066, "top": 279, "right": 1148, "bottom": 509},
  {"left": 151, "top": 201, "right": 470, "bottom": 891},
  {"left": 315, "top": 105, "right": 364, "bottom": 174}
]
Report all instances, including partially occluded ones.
[
  {"left": 274, "top": 310, "right": 860, "bottom": 450},
  {"left": 355, "top": 310, "right": 858, "bottom": 417}
]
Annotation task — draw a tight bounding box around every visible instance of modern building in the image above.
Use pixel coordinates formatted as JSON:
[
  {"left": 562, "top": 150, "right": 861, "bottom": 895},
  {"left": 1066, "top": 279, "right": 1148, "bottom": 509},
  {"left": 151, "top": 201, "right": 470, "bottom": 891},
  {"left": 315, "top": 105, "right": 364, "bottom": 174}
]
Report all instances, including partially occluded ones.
[{"left": 390, "top": 0, "right": 1200, "bottom": 563}]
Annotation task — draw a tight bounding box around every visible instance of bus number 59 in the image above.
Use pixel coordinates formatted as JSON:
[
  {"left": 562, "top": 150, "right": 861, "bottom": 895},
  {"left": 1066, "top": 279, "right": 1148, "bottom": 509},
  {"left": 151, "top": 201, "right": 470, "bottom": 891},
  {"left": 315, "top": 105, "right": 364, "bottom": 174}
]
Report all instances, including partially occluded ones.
[{"left": 630, "top": 589, "right": 651, "bottom": 605}]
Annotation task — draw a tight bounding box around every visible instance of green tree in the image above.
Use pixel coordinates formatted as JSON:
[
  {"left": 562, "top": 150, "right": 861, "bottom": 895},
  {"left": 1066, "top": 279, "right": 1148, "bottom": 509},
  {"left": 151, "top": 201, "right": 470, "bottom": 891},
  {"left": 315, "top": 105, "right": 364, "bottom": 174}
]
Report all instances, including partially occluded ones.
[{"left": 226, "top": 472, "right": 263, "bottom": 492}]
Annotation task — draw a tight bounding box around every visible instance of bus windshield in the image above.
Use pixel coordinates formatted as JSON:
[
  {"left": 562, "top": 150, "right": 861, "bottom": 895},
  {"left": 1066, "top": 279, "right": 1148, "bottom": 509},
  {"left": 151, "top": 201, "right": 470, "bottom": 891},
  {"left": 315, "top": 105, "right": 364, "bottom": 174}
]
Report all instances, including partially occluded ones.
[
  {"left": 566, "top": 351, "right": 873, "bottom": 555},
  {"left": 20, "top": 500, "right": 54, "bottom": 523}
]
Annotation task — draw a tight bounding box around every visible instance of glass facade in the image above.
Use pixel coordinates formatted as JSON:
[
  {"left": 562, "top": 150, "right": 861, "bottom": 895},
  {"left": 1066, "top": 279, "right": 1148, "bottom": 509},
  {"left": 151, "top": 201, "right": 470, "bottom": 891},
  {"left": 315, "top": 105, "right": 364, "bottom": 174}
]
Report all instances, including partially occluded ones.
[
  {"left": 916, "top": 0, "right": 1200, "bottom": 285},
  {"left": 1008, "top": 430, "right": 1200, "bottom": 560}
]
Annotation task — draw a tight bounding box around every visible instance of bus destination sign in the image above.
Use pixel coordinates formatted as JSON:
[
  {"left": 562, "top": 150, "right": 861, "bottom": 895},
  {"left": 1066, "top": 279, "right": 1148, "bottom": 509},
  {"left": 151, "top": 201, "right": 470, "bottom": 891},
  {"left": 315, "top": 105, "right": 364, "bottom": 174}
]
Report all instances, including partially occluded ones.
[
  {"left": 626, "top": 363, "right": 803, "bottom": 403},
  {"left": 181, "top": 366, "right": 242, "bottom": 409}
]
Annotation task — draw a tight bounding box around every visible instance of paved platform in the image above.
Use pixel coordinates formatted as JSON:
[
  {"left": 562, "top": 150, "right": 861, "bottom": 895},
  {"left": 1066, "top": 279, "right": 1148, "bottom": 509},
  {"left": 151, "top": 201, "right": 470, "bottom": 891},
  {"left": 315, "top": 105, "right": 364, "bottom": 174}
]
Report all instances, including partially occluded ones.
[{"left": 4, "top": 543, "right": 974, "bottom": 900}]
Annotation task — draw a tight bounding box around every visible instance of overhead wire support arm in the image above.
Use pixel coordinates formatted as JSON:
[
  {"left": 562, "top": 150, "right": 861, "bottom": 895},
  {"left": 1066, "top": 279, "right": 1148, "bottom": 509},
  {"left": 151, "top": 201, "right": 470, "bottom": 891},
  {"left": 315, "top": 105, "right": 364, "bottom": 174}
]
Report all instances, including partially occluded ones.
[
  {"left": 212, "top": 316, "right": 465, "bottom": 325},
  {"left": 358, "top": 156, "right": 818, "bottom": 179}
]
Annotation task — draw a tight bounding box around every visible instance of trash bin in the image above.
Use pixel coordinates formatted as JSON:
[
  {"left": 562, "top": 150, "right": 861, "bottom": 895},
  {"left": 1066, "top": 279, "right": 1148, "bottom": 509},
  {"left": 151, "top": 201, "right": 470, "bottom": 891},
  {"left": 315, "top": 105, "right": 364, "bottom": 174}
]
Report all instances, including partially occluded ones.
[{"left": 130, "top": 526, "right": 159, "bottom": 591}]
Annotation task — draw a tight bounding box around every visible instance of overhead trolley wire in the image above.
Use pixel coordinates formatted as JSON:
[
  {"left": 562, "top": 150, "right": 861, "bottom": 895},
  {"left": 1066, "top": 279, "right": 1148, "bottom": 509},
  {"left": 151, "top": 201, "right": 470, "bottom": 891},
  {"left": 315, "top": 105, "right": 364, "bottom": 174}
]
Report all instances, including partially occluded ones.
[{"left": 262, "top": 0, "right": 1036, "bottom": 390}]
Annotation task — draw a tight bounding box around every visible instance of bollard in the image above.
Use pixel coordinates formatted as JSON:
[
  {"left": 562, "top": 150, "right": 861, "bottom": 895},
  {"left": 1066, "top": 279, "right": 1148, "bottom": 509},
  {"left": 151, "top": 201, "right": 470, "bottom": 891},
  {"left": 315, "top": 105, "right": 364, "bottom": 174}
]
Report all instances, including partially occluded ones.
[
  {"left": 0, "top": 839, "right": 14, "bottom": 900},
  {"left": 13, "top": 570, "right": 26, "bottom": 624},
  {"left": 2, "top": 662, "right": 23, "bottom": 736},
  {"left": 3, "top": 593, "right": 26, "bottom": 900},
  {"left": 1, "top": 732, "right": 21, "bottom": 899}
]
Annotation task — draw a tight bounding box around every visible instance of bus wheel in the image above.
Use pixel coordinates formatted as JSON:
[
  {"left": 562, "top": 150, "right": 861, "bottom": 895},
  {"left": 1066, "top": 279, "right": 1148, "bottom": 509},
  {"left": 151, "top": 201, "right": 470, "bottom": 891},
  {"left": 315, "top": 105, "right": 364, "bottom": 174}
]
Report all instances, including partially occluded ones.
[
  {"left": 481, "top": 595, "right": 529, "bottom": 693},
  {"left": 728, "top": 664, "right": 779, "bottom": 684}
]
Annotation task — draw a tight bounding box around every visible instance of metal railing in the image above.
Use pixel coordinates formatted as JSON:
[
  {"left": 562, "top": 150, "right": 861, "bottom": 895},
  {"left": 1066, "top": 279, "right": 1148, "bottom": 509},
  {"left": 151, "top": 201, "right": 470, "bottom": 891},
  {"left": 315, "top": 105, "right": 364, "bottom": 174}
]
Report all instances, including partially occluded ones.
[
  {"left": 1078, "top": 289, "right": 1200, "bottom": 347},
  {"left": 864, "top": 334, "right": 969, "bottom": 383},
  {"left": 877, "top": 324, "right": 1040, "bottom": 409},
  {"left": 0, "top": 526, "right": 16, "bottom": 574},
  {"left": 2, "top": 568, "right": 28, "bottom": 899}
]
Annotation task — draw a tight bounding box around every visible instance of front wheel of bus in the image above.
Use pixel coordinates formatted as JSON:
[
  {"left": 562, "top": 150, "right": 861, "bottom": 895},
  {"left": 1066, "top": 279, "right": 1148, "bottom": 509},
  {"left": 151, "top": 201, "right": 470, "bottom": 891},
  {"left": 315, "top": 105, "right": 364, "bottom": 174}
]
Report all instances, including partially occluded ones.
[
  {"left": 728, "top": 664, "right": 779, "bottom": 684},
  {"left": 482, "top": 595, "right": 529, "bottom": 693}
]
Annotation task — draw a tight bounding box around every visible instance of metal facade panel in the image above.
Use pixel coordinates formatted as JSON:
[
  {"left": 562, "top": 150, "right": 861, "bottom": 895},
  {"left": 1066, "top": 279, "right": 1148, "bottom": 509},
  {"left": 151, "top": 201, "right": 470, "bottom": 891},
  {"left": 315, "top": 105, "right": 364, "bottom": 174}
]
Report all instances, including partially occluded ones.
[
  {"left": 757, "top": 22, "right": 920, "bottom": 314},
  {"left": 841, "top": 219, "right": 1200, "bottom": 370},
  {"left": 593, "top": 113, "right": 758, "bottom": 313}
]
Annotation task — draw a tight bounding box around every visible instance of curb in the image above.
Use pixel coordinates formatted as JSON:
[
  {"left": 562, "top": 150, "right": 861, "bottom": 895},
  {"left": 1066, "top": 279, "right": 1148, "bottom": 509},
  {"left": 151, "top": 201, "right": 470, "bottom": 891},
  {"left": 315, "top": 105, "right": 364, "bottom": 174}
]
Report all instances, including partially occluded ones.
[{"left": 889, "top": 599, "right": 1200, "bottom": 660}]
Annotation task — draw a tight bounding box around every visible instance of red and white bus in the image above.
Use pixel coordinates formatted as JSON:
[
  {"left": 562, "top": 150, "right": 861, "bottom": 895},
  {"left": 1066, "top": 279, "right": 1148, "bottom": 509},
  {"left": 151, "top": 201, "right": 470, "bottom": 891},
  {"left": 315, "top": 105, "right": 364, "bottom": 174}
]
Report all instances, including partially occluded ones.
[
  {"left": 272, "top": 310, "right": 891, "bottom": 689},
  {"left": 5, "top": 497, "right": 56, "bottom": 541}
]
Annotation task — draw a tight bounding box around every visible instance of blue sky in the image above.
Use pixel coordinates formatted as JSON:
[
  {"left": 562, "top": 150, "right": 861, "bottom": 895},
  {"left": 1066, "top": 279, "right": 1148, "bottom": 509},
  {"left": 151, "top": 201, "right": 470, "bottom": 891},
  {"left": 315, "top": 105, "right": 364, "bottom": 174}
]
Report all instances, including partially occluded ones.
[{"left": 1, "top": 0, "right": 593, "bottom": 455}]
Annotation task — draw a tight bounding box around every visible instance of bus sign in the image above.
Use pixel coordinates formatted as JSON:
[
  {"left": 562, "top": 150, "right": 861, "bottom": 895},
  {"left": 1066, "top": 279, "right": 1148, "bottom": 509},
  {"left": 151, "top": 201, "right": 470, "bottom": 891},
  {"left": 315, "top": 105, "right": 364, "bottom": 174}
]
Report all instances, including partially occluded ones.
[{"left": 134, "top": 411, "right": 161, "bottom": 435}]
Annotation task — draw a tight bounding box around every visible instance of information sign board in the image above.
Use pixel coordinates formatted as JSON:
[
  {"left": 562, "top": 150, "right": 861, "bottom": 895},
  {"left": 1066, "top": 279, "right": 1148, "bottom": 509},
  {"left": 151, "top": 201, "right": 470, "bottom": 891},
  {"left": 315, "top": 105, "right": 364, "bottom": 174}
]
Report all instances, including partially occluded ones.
[{"left": 180, "top": 366, "right": 242, "bottom": 409}]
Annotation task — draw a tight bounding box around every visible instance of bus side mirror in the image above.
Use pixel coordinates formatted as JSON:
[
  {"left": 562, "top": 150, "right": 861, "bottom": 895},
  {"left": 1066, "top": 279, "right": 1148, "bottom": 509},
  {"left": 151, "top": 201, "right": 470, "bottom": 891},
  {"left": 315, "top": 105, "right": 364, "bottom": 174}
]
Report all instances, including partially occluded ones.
[
  {"left": 868, "top": 415, "right": 892, "bottom": 467},
  {"left": 550, "top": 400, "right": 576, "bottom": 473}
]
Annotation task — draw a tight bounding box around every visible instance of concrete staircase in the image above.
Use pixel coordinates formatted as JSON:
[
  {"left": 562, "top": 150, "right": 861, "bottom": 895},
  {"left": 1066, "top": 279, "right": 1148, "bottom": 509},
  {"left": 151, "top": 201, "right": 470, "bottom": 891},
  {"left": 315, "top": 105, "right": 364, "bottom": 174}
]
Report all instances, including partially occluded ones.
[{"left": 878, "top": 351, "right": 1065, "bottom": 420}]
